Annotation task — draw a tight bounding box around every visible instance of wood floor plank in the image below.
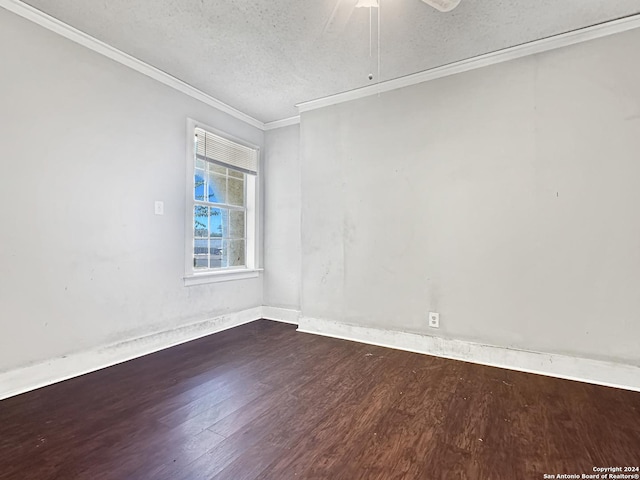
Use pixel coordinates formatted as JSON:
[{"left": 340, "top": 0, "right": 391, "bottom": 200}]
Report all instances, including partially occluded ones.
[
  {"left": 217, "top": 348, "right": 407, "bottom": 480},
  {"left": 330, "top": 357, "right": 457, "bottom": 480},
  {"left": 1, "top": 320, "right": 639, "bottom": 480},
  {"left": 253, "top": 348, "right": 418, "bottom": 480},
  {"left": 169, "top": 342, "right": 373, "bottom": 479}
]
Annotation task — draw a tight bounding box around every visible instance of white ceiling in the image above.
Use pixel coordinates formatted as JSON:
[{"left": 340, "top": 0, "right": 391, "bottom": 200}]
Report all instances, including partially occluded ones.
[{"left": 22, "top": 0, "right": 640, "bottom": 123}]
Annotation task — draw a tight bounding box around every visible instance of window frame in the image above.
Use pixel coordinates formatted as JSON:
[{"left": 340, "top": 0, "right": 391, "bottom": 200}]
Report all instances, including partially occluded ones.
[{"left": 184, "top": 118, "right": 261, "bottom": 286}]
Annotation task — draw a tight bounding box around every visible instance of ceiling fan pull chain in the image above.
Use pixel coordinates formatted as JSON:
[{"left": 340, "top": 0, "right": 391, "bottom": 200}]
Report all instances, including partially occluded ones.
[
  {"left": 377, "top": 0, "right": 381, "bottom": 92},
  {"left": 370, "top": 6, "right": 373, "bottom": 57}
]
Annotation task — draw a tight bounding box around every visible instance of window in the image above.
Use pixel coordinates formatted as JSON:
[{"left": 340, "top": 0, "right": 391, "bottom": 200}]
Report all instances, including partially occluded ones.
[{"left": 185, "top": 120, "right": 259, "bottom": 285}]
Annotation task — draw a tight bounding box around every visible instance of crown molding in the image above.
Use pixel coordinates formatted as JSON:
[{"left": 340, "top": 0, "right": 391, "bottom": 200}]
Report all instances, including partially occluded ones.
[
  {"left": 297, "top": 13, "right": 640, "bottom": 114},
  {"left": 264, "top": 116, "right": 301, "bottom": 131},
  {"left": 0, "top": 0, "right": 266, "bottom": 131},
  {"left": 5, "top": 0, "right": 640, "bottom": 128}
]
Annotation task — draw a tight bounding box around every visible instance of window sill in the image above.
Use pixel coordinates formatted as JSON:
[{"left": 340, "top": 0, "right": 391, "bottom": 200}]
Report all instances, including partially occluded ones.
[{"left": 184, "top": 268, "right": 263, "bottom": 286}]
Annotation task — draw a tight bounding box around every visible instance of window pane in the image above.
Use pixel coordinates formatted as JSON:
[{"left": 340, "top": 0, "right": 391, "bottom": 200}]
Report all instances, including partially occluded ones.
[
  {"left": 229, "top": 169, "right": 243, "bottom": 179},
  {"left": 194, "top": 238, "right": 209, "bottom": 255},
  {"left": 209, "top": 239, "right": 223, "bottom": 269},
  {"left": 194, "top": 240, "right": 208, "bottom": 270},
  {"left": 196, "top": 157, "right": 205, "bottom": 169},
  {"left": 229, "top": 211, "right": 245, "bottom": 239},
  {"left": 194, "top": 206, "right": 209, "bottom": 238},
  {"left": 194, "top": 169, "right": 206, "bottom": 201},
  {"left": 194, "top": 256, "right": 208, "bottom": 269},
  {"left": 208, "top": 173, "right": 226, "bottom": 203},
  {"left": 210, "top": 208, "right": 229, "bottom": 238},
  {"left": 228, "top": 177, "right": 244, "bottom": 206},
  {"left": 208, "top": 162, "right": 226, "bottom": 175},
  {"left": 225, "top": 239, "right": 245, "bottom": 267}
]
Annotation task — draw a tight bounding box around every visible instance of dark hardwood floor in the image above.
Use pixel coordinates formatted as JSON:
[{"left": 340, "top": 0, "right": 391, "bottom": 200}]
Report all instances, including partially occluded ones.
[{"left": 1, "top": 320, "right": 638, "bottom": 479}]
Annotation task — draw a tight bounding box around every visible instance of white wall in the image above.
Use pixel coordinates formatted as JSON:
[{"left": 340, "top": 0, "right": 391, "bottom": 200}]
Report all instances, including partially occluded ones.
[
  {"left": 0, "top": 9, "right": 264, "bottom": 372},
  {"left": 300, "top": 28, "right": 640, "bottom": 366},
  {"left": 264, "top": 125, "right": 301, "bottom": 310}
]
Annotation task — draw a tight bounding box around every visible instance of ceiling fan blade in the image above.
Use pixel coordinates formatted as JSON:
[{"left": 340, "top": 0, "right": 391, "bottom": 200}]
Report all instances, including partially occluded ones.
[{"left": 420, "top": 0, "right": 462, "bottom": 12}]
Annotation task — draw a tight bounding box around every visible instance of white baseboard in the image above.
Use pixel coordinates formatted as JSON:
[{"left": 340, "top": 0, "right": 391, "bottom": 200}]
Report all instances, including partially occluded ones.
[
  {"left": 0, "top": 307, "right": 263, "bottom": 401},
  {"left": 261, "top": 306, "right": 301, "bottom": 325},
  {"left": 12, "top": 308, "right": 632, "bottom": 400},
  {"left": 297, "top": 317, "right": 640, "bottom": 392}
]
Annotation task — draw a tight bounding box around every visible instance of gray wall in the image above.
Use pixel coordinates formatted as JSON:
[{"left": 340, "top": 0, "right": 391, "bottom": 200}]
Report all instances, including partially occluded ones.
[
  {"left": 0, "top": 9, "right": 264, "bottom": 372},
  {"left": 300, "top": 28, "right": 640, "bottom": 365},
  {"left": 264, "top": 125, "right": 301, "bottom": 310}
]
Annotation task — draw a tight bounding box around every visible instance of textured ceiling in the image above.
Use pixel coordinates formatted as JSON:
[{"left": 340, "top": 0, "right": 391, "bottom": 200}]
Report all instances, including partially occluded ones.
[{"left": 22, "top": 0, "right": 640, "bottom": 123}]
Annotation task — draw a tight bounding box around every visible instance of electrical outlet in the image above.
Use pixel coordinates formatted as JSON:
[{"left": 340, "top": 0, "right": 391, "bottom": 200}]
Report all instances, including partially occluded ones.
[
  {"left": 428, "top": 312, "right": 440, "bottom": 328},
  {"left": 154, "top": 201, "right": 164, "bottom": 215}
]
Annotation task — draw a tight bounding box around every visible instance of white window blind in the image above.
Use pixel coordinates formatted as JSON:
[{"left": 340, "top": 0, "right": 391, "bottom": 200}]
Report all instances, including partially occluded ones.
[{"left": 195, "top": 127, "right": 258, "bottom": 175}]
